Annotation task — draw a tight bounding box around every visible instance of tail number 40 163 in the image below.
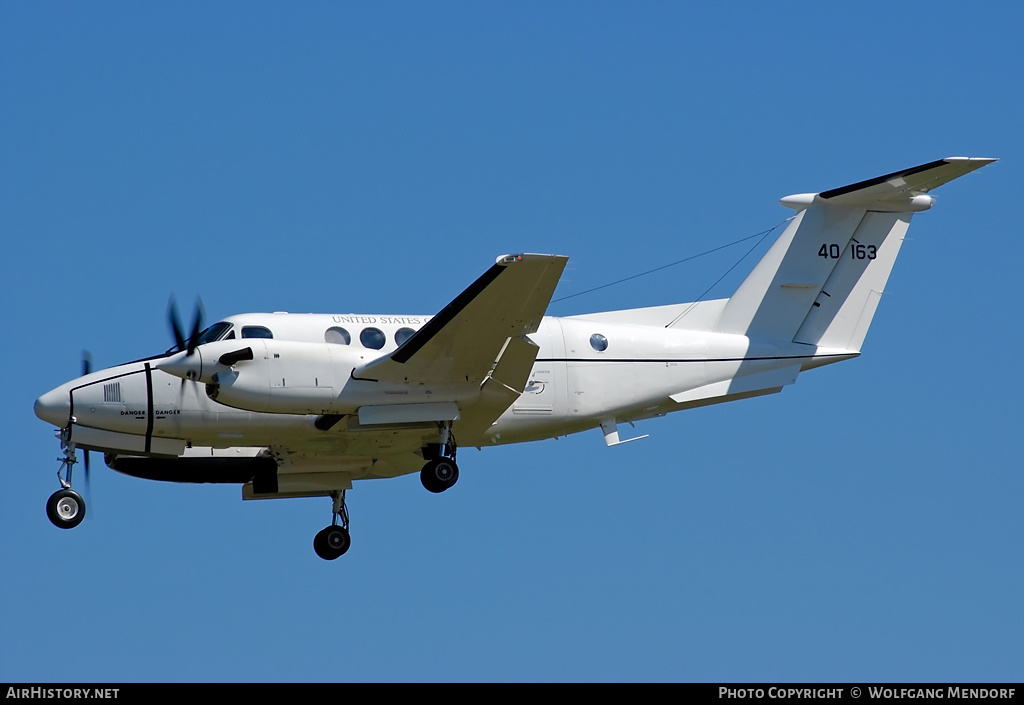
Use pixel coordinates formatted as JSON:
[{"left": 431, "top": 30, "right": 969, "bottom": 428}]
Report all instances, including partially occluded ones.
[{"left": 818, "top": 243, "right": 877, "bottom": 260}]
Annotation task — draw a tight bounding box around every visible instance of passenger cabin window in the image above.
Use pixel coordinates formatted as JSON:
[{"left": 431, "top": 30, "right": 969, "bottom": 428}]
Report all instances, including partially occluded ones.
[
  {"left": 360, "top": 327, "right": 386, "bottom": 350},
  {"left": 395, "top": 327, "right": 415, "bottom": 346},
  {"left": 589, "top": 333, "right": 608, "bottom": 352},
  {"left": 325, "top": 327, "right": 351, "bottom": 345},
  {"left": 241, "top": 326, "right": 273, "bottom": 340}
]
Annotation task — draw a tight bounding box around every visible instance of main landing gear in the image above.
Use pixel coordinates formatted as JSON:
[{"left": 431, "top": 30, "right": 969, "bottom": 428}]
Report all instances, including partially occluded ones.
[
  {"left": 47, "top": 428, "right": 86, "bottom": 529},
  {"left": 313, "top": 490, "right": 351, "bottom": 561},
  {"left": 312, "top": 423, "right": 460, "bottom": 560},
  {"left": 421, "top": 457, "right": 459, "bottom": 493},
  {"left": 420, "top": 422, "right": 459, "bottom": 493}
]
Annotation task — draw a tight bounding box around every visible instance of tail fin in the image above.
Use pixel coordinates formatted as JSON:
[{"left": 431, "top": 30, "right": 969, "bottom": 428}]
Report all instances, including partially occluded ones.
[{"left": 713, "top": 157, "right": 994, "bottom": 350}]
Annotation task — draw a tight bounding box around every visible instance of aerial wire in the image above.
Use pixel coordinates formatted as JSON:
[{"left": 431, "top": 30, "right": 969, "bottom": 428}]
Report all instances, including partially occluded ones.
[
  {"left": 664, "top": 216, "right": 793, "bottom": 327},
  {"left": 551, "top": 217, "right": 794, "bottom": 314}
]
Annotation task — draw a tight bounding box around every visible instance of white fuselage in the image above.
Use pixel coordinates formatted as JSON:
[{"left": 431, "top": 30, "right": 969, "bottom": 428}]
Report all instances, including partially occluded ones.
[{"left": 35, "top": 309, "right": 848, "bottom": 460}]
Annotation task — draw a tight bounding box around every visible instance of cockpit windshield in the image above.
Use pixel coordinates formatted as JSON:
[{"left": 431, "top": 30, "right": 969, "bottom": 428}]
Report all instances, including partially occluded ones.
[{"left": 164, "top": 321, "right": 234, "bottom": 354}]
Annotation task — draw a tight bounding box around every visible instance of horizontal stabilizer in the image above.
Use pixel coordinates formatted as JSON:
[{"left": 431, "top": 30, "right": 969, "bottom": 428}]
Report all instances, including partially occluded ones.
[
  {"left": 818, "top": 157, "right": 996, "bottom": 205},
  {"left": 780, "top": 157, "right": 996, "bottom": 211}
]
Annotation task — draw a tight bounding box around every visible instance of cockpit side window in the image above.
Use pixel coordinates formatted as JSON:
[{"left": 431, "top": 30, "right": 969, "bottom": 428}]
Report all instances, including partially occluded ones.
[
  {"left": 197, "top": 322, "right": 233, "bottom": 345},
  {"left": 166, "top": 322, "right": 233, "bottom": 353},
  {"left": 241, "top": 326, "right": 273, "bottom": 340}
]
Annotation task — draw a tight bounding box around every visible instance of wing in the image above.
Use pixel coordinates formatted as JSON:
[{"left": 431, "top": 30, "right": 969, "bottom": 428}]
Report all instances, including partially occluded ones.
[{"left": 352, "top": 253, "right": 568, "bottom": 386}]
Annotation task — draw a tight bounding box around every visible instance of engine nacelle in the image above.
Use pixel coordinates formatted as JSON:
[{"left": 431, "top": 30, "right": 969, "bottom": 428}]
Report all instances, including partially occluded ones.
[
  {"left": 194, "top": 339, "right": 476, "bottom": 415},
  {"left": 202, "top": 339, "right": 363, "bottom": 414}
]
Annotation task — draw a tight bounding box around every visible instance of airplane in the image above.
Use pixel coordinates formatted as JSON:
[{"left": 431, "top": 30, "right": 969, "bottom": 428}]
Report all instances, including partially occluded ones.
[{"left": 34, "top": 157, "right": 994, "bottom": 560}]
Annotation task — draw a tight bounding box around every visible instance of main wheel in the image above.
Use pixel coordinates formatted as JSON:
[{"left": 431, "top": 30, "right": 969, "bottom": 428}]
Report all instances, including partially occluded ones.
[
  {"left": 46, "top": 489, "right": 86, "bottom": 529},
  {"left": 313, "top": 525, "right": 351, "bottom": 560},
  {"left": 420, "top": 457, "right": 459, "bottom": 493}
]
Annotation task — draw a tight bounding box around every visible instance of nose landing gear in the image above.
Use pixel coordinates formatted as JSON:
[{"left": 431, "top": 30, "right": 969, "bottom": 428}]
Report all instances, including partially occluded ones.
[{"left": 47, "top": 428, "right": 86, "bottom": 529}]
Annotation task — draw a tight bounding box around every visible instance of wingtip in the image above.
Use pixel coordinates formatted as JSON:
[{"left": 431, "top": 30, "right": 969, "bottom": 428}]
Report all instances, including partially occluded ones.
[
  {"left": 496, "top": 253, "right": 569, "bottom": 266},
  {"left": 944, "top": 156, "right": 998, "bottom": 164}
]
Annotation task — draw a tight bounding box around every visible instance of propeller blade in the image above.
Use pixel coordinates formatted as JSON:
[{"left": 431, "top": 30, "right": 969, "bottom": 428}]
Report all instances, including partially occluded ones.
[
  {"left": 167, "top": 296, "right": 205, "bottom": 355},
  {"left": 168, "top": 297, "right": 187, "bottom": 352},
  {"left": 186, "top": 299, "right": 205, "bottom": 355},
  {"left": 81, "top": 449, "right": 95, "bottom": 519},
  {"left": 83, "top": 449, "right": 91, "bottom": 491},
  {"left": 82, "top": 350, "right": 92, "bottom": 376}
]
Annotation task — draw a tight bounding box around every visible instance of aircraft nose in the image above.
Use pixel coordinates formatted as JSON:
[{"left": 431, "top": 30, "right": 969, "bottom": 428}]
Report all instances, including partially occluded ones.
[{"left": 35, "top": 386, "right": 71, "bottom": 427}]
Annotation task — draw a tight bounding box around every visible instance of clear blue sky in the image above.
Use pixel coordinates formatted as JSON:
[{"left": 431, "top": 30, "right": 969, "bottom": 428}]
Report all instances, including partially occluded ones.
[{"left": 2, "top": 1, "right": 1021, "bottom": 683}]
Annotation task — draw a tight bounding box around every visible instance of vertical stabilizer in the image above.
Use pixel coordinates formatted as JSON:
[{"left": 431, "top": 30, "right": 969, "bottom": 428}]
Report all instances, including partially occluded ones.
[
  {"left": 712, "top": 157, "right": 995, "bottom": 351},
  {"left": 713, "top": 204, "right": 868, "bottom": 342},
  {"left": 792, "top": 211, "right": 909, "bottom": 351}
]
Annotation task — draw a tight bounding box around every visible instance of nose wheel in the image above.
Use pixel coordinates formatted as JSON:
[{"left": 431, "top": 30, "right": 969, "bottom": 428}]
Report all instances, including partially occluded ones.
[
  {"left": 47, "top": 488, "right": 86, "bottom": 529},
  {"left": 47, "top": 428, "right": 87, "bottom": 529},
  {"left": 313, "top": 490, "right": 351, "bottom": 560}
]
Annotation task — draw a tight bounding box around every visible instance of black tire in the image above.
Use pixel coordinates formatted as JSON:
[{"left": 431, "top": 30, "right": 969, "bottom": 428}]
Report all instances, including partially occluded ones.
[
  {"left": 420, "top": 458, "right": 459, "bottom": 493},
  {"left": 46, "top": 489, "right": 86, "bottom": 529},
  {"left": 313, "top": 528, "right": 329, "bottom": 559},
  {"left": 313, "top": 525, "right": 350, "bottom": 560}
]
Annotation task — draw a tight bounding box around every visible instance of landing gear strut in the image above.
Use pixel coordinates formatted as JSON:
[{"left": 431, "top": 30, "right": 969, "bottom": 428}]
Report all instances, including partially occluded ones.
[
  {"left": 313, "top": 490, "right": 351, "bottom": 560},
  {"left": 420, "top": 422, "right": 459, "bottom": 493},
  {"left": 47, "top": 428, "right": 86, "bottom": 529}
]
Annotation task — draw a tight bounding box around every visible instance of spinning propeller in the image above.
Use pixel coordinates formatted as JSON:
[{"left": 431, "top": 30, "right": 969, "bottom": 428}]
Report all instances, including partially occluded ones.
[
  {"left": 167, "top": 296, "right": 206, "bottom": 357},
  {"left": 75, "top": 350, "right": 94, "bottom": 510},
  {"left": 165, "top": 297, "right": 207, "bottom": 408}
]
